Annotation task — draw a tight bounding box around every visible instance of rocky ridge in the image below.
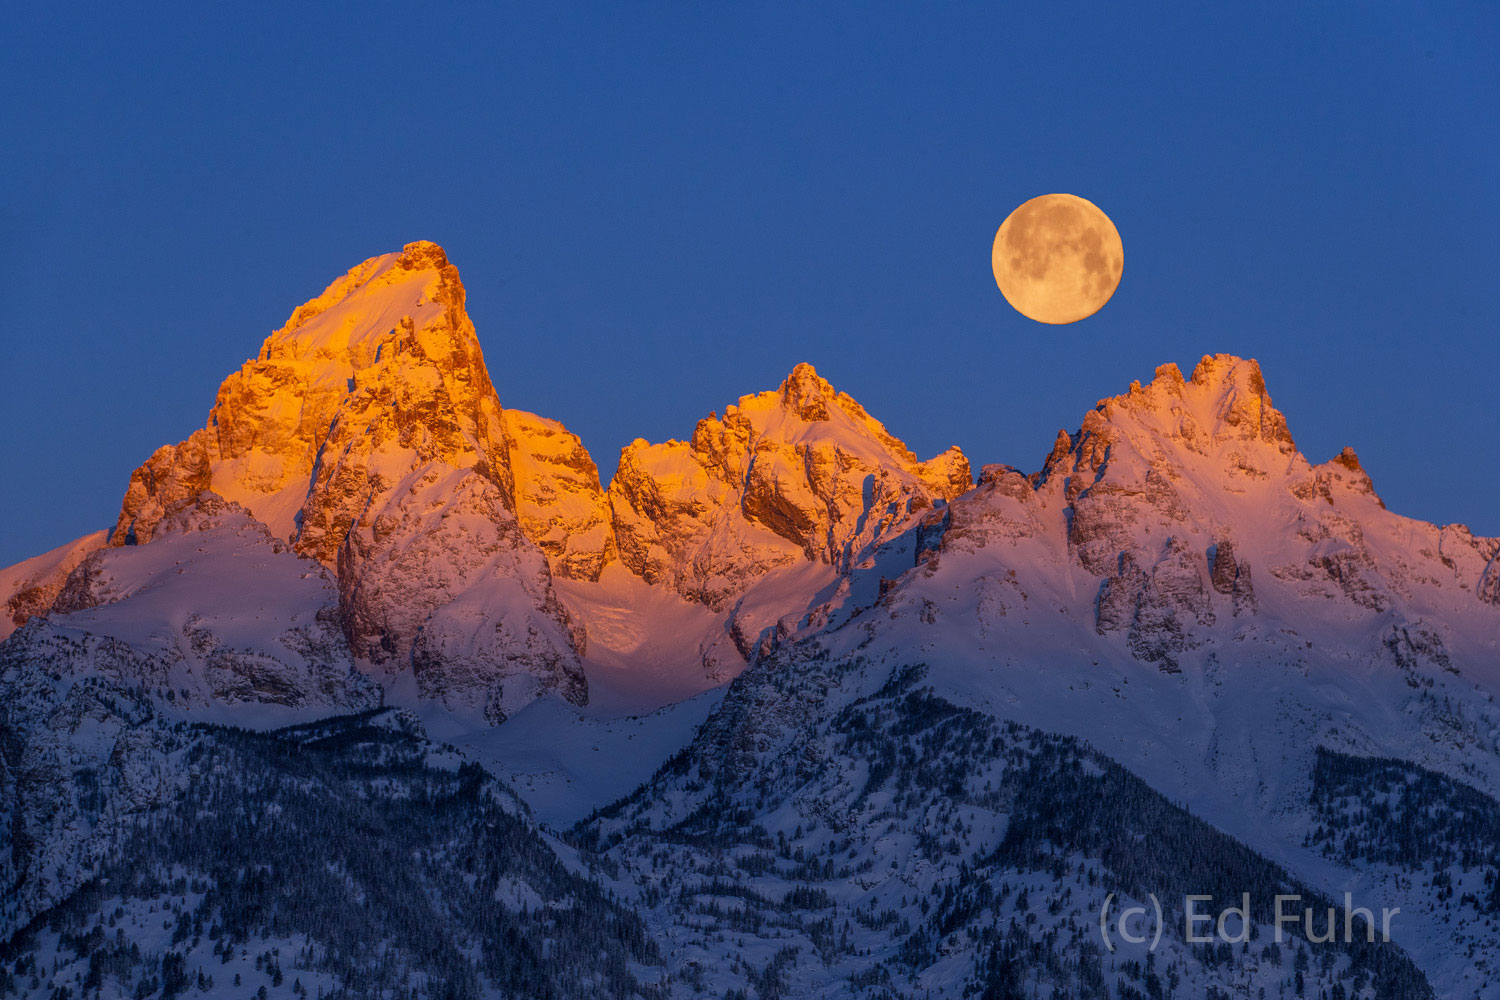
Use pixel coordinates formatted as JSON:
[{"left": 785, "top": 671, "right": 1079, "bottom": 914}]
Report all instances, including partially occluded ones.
[
  {"left": 3, "top": 245, "right": 1500, "bottom": 995},
  {"left": 2, "top": 246, "right": 1494, "bottom": 726},
  {"left": 3, "top": 245, "right": 979, "bottom": 715},
  {"left": 609, "top": 362, "right": 970, "bottom": 611},
  {"left": 1, "top": 245, "right": 1492, "bottom": 731},
  {"left": 0, "top": 531, "right": 108, "bottom": 640},
  {"left": 899, "top": 355, "right": 1500, "bottom": 675}
]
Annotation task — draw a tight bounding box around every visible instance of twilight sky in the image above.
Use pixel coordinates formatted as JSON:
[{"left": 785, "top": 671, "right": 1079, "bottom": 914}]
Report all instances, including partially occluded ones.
[{"left": 2, "top": 3, "right": 1497, "bottom": 565}]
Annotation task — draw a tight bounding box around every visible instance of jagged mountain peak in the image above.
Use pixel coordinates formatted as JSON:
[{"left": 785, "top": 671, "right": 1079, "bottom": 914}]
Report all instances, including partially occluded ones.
[
  {"left": 271, "top": 240, "right": 462, "bottom": 359},
  {"left": 9, "top": 230, "right": 1491, "bottom": 750},
  {"left": 1034, "top": 352, "right": 1306, "bottom": 520},
  {"left": 1047, "top": 353, "right": 1404, "bottom": 527},
  {"left": 609, "top": 365, "right": 970, "bottom": 609},
  {"left": 700, "top": 363, "right": 966, "bottom": 482},
  {"left": 112, "top": 241, "right": 499, "bottom": 551},
  {"left": 777, "top": 359, "right": 825, "bottom": 401},
  {"left": 915, "top": 350, "right": 1498, "bottom": 684},
  {"left": 1329, "top": 444, "right": 1364, "bottom": 471},
  {"left": 774, "top": 361, "right": 846, "bottom": 423},
  {"left": 1314, "top": 444, "right": 1385, "bottom": 506},
  {"left": 93, "top": 244, "right": 596, "bottom": 718},
  {"left": 1024, "top": 357, "right": 1410, "bottom": 531},
  {"left": 1082, "top": 353, "right": 1295, "bottom": 459}
]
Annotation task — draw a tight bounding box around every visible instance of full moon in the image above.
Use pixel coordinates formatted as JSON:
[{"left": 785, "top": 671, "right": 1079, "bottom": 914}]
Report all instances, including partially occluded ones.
[{"left": 992, "top": 194, "right": 1123, "bottom": 324}]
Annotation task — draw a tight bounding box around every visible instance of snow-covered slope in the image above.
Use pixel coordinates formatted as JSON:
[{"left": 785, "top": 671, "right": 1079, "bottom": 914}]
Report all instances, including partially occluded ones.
[
  {"left": 0, "top": 529, "right": 108, "bottom": 641},
  {"left": 582, "top": 657, "right": 1435, "bottom": 998},
  {"left": 702, "top": 354, "right": 1500, "bottom": 994},
  {"left": 9, "top": 492, "right": 377, "bottom": 716},
  {"left": 0, "top": 706, "right": 665, "bottom": 998}
]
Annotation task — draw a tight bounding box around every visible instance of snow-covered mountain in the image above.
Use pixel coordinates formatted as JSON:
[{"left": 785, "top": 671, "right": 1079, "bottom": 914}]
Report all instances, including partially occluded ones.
[
  {"left": 31, "top": 243, "right": 594, "bottom": 722},
  {"left": 0, "top": 243, "right": 974, "bottom": 717},
  {"left": 609, "top": 360, "right": 970, "bottom": 611},
  {"left": 3, "top": 243, "right": 1497, "bottom": 999},
  {"left": 1, "top": 706, "right": 661, "bottom": 999}
]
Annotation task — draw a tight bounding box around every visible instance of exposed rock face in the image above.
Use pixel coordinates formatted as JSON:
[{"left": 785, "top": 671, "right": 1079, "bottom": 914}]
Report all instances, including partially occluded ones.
[
  {"left": 1095, "top": 538, "right": 1214, "bottom": 670},
  {"left": 111, "top": 242, "right": 504, "bottom": 550},
  {"left": 1209, "top": 539, "right": 1239, "bottom": 594},
  {"left": 1482, "top": 556, "right": 1500, "bottom": 606},
  {"left": 0, "top": 670, "right": 188, "bottom": 935},
  {"left": 1095, "top": 554, "right": 1149, "bottom": 635},
  {"left": 1059, "top": 357, "right": 1295, "bottom": 573},
  {"left": 332, "top": 464, "right": 586, "bottom": 719},
  {"left": 608, "top": 363, "right": 970, "bottom": 610},
  {"left": 1435, "top": 523, "right": 1500, "bottom": 605},
  {"left": 49, "top": 549, "right": 116, "bottom": 616},
  {"left": 502, "top": 408, "right": 615, "bottom": 582},
  {"left": 104, "top": 243, "right": 591, "bottom": 713},
  {"left": 1209, "top": 539, "right": 1257, "bottom": 615}
]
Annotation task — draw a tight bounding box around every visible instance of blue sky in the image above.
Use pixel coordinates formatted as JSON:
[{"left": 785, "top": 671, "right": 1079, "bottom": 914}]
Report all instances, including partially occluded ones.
[{"left": 2, "top": 2, "right": 1497, "bottom": 563}]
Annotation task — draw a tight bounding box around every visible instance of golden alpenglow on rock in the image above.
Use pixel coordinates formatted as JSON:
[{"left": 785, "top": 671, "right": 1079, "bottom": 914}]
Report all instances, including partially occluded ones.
[
  {"left": 107, "top": 242, "right": 595, "bottom": 721},
  {"left": 607, "top": 362, "right": 970, "bottom": 611}
]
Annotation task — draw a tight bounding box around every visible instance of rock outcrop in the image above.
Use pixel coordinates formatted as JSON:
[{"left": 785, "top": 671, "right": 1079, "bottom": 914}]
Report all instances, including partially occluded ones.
[
  {"left": 0, "top": 670, "right": 188, "bottom": 936},
  {"left": 608, "top": 363, "right": 970, "bottom": 610},
  {"left": 0, "top": 531, "right": 108, "bottom": 640},
  {"left": 501, "top": 408, "right": 616, "bottom": 582}
]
